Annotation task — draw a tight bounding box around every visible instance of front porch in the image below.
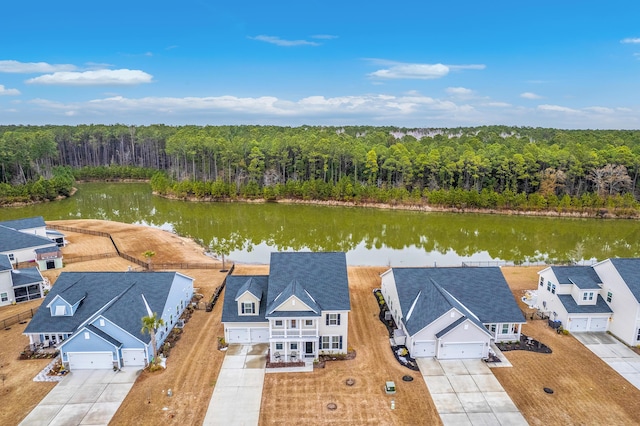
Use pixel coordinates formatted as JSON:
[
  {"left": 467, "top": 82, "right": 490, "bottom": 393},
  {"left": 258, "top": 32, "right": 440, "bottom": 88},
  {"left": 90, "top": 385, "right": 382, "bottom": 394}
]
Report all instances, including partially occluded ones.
[{"left": 269, "top": 339, "right": 317, "bottom": 364}]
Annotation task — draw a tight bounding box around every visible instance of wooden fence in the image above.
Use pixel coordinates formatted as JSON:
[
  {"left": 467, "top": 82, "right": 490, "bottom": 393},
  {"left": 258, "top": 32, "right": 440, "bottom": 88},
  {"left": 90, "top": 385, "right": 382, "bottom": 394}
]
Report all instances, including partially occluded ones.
[
  {"left": 1, "top": 308, "right": 38, "bottom": 329},
  {"left": 64, "top": 253, "right": 118, "bottom": 264}
]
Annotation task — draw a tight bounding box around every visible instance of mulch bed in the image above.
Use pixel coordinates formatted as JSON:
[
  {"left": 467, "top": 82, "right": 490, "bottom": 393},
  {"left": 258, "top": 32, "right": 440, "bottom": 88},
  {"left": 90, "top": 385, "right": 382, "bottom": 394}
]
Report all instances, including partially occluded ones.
[{"left": 495, "top": 333, "right": 552, "bottom": 354}]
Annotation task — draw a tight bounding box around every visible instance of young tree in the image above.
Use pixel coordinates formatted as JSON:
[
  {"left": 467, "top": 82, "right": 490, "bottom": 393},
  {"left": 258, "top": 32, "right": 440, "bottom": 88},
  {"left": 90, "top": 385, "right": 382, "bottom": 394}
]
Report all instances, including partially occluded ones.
[
  {"left": 143, "top": 250, "right": 155, "bottom": 270},
  {"left": 141, "top": 312, "right": 165, "bottom": 365}
]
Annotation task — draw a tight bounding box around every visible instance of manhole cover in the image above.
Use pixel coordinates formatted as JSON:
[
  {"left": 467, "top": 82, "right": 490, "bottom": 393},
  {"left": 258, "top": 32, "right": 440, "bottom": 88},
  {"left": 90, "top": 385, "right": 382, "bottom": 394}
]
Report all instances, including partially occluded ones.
[
  {"left": 543, "top": 387, "right": 554, "bottom": 394},
  {"left": 346, "top": 378, "right": 355, "bottom": 386},
  {"left": 327, "top": 403, "right": 337, "bottom": 410},
  {"left": 402, "top": 375, "right": 414, "bottom": 382}
]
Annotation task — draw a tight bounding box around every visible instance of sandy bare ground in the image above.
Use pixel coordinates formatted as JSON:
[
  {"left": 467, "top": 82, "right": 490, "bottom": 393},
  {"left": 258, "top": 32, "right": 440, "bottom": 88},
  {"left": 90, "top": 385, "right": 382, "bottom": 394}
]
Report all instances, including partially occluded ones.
[{"left": 1, "top": 222, "right": 640, "bottom": 425}]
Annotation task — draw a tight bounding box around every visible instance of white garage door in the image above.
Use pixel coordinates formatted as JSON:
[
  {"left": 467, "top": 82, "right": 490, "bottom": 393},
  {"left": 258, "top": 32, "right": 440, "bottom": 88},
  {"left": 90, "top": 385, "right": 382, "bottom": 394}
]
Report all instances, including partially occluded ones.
[
  {"left": 250, "top": 328, "right": 269, "bottom": 343},
  {"left": 412, "top": 341, "right": 436, "bottom": 358},
  {"left": 68, "top": 352, "right": 113, "bottom": 370},
  {"left": 589, "top": 318, "right": 608, "bottom": 331},
  {"left": 439, "top": 343, "right": 485, "bottom": 360},
  {"left": 569, "top": 317, "right": 588, "bottom": 332},
  {"left": 228, "top": 328, "right": 250, "bottom": 343},
  {"left": 122, "top": 349, "right": 146, "bottom": 366}
]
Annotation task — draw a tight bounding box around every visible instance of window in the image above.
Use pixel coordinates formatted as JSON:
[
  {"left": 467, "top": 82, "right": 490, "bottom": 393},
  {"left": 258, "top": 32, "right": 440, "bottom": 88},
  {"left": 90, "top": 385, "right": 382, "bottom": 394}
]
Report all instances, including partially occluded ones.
[
  {"left": 637, "top": 328, "right": 640, "bottom": 342},
  {"left": 551, "top": 284, "right": 556, "bottom": 294},
  {"left": 274, "top": 320, "right": 283, "bottom": 327},
  {"left": 241, "top": 302, "right": 255, "bottom": 314},
  {"left": 501, "top": 324, "right": 510, "bottom": 334},
  {"left": 327, "top": 313, "right": 339, "bottom": 326},
  {"left": 55, "top": 305, "right": 66, "bottom": 316},
  {"left": 8, "top": 253, "right": 14, "bottom": 261},
  {"left": 99, "top": 319, "right": 105, "bottom": 327},
  {"left": 275, "top": 342, "right": 283, "bottom": 350},
  {"left": 0, "top": 292, "right": 7, "bottom": 302},
  {"left": 290, "top": 319, "right": 297, "bottom": 328},
  {"left": 320, "top": 336, "right": 342, "bottom": 350},
  {"left": 607, "top": 292, "right": 613, "bottom": 303},
  {"left": 305, "top": 319, "right": 313, "bottom": 327},
  {"left": 547, "top": 281, "right": 552, "bottom": 292},
  {"left": 290, "top": 342, "right": 298, "bottom": 350},
  {"left": 582, "top": 292, "right": 594, "bottom": 301},
  {"left": 84, "top": 332, "right": 90, "bottom": 340},
  {"left": 539, "top": 276, "right": 544, "bottom": 287}
]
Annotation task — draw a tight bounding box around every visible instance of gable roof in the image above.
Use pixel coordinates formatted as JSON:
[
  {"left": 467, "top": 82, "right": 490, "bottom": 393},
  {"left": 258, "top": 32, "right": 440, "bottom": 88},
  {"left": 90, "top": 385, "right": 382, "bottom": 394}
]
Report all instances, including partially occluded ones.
[
  {"left": 267, "top": 279, "right": 321, "bottom": 315},
  {"left": 550, "top": 266, "right": 601, "bottom": 289},
  {"left": 267, "top": 252, "right": 350, "bottom": 312},
  {"left": 235, "top": 277, "right": 264, "bottom": 301},
  {"left": 0, "top": 225, "right": 55, "bottom": 252},
  {"left": 390, "top": 267, "right": 525, "bottom": 336},
  {"left": 0, "top": 216, "right": 46, "bottom": 231},
  {"left": 608, "top": 258, "right": 640, "bottom": 302},
  {"left": 222, "top": 275, "right": 269, "bottom": 323},
  {"left": 11, "top": 268, "right": 43, "bottom": 287},
  {"left": 25, "top": 272, "right": 181, "bottom": 344}
]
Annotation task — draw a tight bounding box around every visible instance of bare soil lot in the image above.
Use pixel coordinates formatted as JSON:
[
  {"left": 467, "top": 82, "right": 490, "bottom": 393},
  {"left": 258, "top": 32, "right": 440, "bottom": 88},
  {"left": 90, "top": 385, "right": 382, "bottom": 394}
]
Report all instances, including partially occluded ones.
[{"left": 1, "top": 221, "right": 639, "bottom": 425}]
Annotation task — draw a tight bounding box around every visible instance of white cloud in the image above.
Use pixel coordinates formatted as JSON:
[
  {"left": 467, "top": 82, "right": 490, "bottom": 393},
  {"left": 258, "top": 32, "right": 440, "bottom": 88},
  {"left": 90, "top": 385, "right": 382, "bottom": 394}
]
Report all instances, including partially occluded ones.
[
  {"left": 520, "top": 92, "right": 542, "bottom": 99},
  {"left": 369, "top": 61, "right": 484, "bottom": 80},
  {"left": 0, "top": 85, "right": 20, "bottom": 96},
  {"left": 249, "top": 35, "right": 320, "bottom": 47},
  {"left": 0, "top": 60, "right": 76, "bottom": 73},
  {"left": 26, "top": 69, "right": 153, "bottom": 86},
  {"left": 537, "top": 104, "right": 580, "bottom": 114},
  {"left": 584, "top": 106, "right": 614, "bottom": 114},
  {"left": 446, "top": 87, "right": 474, "bottom": 98},
  {"left": 621, "top": 37, "right": 640, "bottom": 44},
  {"left": 483, "top": 102, "right": 511, "bottom": 107}
]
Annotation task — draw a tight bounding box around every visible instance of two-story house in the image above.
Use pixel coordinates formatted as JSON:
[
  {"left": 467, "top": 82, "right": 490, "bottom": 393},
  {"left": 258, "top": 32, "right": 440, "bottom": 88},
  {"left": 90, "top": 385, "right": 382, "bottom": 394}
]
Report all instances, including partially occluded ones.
[
  {"left": 0, "top": 216, "right": 63, "bottom": 270},
  {"left": 537, "top": 265, "right": 613, "bottom": 332},
  {"left": 0, "top": 254, "right": 46, "bottom": 306},
  {"left": 381, "top": 267, "right": 526, "bottom": 360},
  {"left": 222, "top": 252, "right": 350, "bottom": 364}
]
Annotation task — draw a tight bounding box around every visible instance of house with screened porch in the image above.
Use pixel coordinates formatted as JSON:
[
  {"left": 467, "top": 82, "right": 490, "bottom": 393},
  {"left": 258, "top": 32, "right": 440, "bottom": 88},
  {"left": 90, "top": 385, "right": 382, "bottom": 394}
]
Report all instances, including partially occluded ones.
[{"left": 221, "top": 252, "right": 350, "bottom": 364}]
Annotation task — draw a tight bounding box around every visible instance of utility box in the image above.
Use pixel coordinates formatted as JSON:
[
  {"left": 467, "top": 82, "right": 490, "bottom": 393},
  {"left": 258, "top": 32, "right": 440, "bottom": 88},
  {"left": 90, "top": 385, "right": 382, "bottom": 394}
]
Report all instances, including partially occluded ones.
[{"left": 385, "top": 381, "right": 396, "bottom": 394}]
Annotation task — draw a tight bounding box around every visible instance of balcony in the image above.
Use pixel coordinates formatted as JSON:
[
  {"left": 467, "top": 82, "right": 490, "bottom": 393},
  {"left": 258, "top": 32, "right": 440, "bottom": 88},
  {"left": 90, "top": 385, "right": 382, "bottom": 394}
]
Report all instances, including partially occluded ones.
[{"left": 270, "top": 328, "right": 318, "bottom": 338}]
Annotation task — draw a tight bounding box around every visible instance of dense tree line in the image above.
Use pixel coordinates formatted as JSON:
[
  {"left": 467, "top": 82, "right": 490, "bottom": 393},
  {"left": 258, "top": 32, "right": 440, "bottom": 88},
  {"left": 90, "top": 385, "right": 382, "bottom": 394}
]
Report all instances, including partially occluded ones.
[{"left": 1, "top": 124, "right": 640, "bottom": 211}]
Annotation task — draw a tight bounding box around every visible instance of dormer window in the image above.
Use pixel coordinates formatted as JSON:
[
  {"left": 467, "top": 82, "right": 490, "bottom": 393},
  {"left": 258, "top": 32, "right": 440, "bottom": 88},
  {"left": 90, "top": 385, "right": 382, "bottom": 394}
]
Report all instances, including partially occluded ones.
[
  {"left": 582, "top": 292, "right": 594, "bottom": 301},
  {"left": 241, "top": 302, "right": 255, "bottom": 314},
  {"left": 55, "top": 305, "right": 66, "bottom": 316}
]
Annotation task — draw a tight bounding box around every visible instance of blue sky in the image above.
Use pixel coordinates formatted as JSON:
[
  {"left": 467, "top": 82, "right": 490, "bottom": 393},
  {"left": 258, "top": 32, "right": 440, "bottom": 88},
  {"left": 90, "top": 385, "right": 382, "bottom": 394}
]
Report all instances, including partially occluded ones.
[{"left": 1, "top": 0, "right": 639, "bottom": 128}]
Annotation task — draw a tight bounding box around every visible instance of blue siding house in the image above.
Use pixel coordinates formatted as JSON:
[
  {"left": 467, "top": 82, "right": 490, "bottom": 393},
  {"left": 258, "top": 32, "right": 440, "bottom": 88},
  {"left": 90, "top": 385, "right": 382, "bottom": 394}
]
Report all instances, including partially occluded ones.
[{"left": 24, "top": 271, "right": 194, "bottom": 370}]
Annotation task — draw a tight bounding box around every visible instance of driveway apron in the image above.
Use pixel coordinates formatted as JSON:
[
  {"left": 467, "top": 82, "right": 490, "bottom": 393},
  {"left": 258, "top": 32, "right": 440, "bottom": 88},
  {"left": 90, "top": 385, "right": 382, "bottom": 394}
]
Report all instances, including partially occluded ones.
[
  {"left": 203, "top": 343, "right": 268, "bottom": 426},
  {"left": 574, "top": 332, "right": 640, "bottom": 390},
  {"left": 19, "top": 367, "right": 140, "bottom": 426},
  {"left": 418, "top": 358, "right": 528, "bottom": 426}
]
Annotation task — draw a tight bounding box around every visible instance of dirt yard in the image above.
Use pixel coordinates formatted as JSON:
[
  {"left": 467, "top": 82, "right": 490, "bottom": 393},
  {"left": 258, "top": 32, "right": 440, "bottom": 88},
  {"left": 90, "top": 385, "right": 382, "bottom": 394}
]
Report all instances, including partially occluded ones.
[{"left": 1, "top": 221, "right": 639, "bottom": 425}]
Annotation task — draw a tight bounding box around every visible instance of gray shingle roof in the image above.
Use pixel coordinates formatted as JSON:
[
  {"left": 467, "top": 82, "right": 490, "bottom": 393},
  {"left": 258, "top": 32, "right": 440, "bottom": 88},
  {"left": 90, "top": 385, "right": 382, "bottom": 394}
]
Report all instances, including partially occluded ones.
[
  {"left": 0, "top": 225, "right": 56, "bottom": 252},
  {"left": 221, "top": 275, "right": 269, "bottom": 323},
  {"left": 25, "top": 272, "right": 180, "bottom": 344},
  {"left": 550, "top": 266, "right": 601, "bottom": 289},
  {"left": 0, "top": 255, "right": 11, "bottom": 271},
  {"left": 391, "top": 267, "right": 525, "bottom": 336},
  {"left": 435, "top": 316, "right": 467, "bottom": 338},
  {"left": 267, "top": 279, "right": 321, "bottom": 315},
  {"left": 0, "top": 216, "right": 45, "bottom": 231},
  {"left": 267, "top": 252, "right": 350, "bottom": 312},
  {"left": 235, "top": 277, "right": 263, "bottom": 301},
  {"left": 609, "top": 258, "right": 640, "bottom": 302},
  {"left": 558, "top": 295, "right": 613, "bottom": 314},
  {"left": 86, "top": 324, "right": 123, "bottom": 348},
  {"left": 11, "top": 268, "right": 43, "bottom": 287}
]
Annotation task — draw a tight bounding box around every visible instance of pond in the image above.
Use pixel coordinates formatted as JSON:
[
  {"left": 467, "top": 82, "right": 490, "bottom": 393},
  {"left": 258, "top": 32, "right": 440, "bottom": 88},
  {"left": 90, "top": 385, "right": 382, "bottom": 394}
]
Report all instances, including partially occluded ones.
[{"left": 1, "top": 182, "right": 639, "bottom": 266}]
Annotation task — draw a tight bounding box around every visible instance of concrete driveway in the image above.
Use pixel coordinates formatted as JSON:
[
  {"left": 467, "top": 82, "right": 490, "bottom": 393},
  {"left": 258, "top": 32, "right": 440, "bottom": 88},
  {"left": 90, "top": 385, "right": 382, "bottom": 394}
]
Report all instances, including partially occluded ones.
[
  {"left": 418, "top": 358, "right": 527, "bottom": 426},
  {"left": 20, "top": 367, "right": 140, "bottom": 426},
  {"left": 203, "top": 343, "right": 268, "bottom": 426},
  {"left": 574, "top": 332, "right": 640, "bottom": 390}
]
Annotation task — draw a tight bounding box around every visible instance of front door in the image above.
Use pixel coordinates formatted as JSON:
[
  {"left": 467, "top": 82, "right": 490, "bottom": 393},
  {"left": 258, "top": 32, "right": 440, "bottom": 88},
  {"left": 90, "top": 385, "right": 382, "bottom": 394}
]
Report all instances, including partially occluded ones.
[{"left": 305, "top": 341, "right": 314, "bottom": 357}]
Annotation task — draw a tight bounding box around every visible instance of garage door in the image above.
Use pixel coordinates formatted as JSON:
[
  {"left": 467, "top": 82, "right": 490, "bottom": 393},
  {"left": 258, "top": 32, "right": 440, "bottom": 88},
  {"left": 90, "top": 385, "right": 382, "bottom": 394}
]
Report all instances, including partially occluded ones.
[
  {"left": 250, "top": 328, "right": 269, "bottom": 343},
  {"left": 122, "top": 349, "right": 146, "bottom": 366},
  {"left": 589, "top": 318, "right": 608, "bottom": 331},
  {"left": 228, "top": 328, "right": 250, "bottom": 343},
  {"left": 569, "top": 317, "right": 588, "bottom": 332},
  {"left": 439, "top": 343, "right": 485, "bottom": 360},
  {"left": 68, "top": 352, "right": 113, "bottom": 370},
  {"left": 412, "top": 341, "right": 436, "bottom": 358}
]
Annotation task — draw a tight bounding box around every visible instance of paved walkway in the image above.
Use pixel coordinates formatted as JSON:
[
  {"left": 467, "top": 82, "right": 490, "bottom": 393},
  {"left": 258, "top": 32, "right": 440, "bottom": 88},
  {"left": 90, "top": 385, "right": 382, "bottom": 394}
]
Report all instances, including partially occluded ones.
[
  {"left": 574, "top": 332, "right": 640, "bottom": 390},
  {"left": 203, "top": 344, "right": 268, "bottom": 426},
  {"left": 418, "top": 358, "right": 527, "bottom": 426},
  {"left": 20, "top": 367, "right": 140, "bottom": 426}
]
